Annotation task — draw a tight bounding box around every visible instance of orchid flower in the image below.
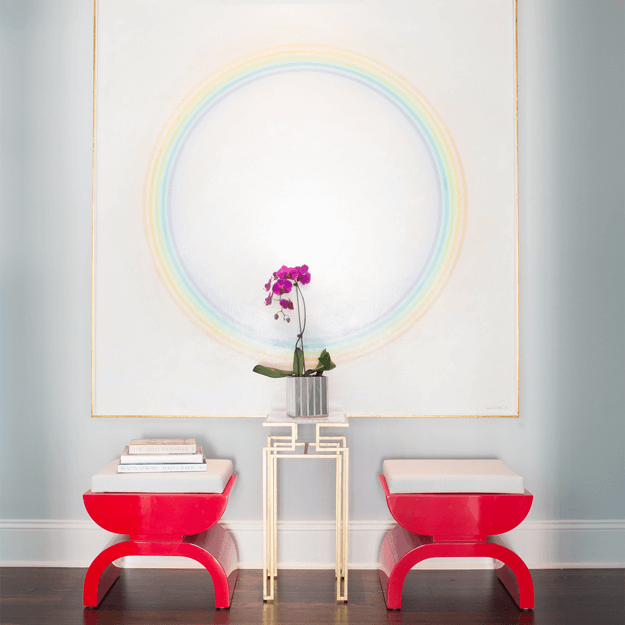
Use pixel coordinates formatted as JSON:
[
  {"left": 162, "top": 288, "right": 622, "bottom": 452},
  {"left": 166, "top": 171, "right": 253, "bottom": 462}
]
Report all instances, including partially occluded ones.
[{"left": 253, "top": 265, "right": 336, "bottom": 378}]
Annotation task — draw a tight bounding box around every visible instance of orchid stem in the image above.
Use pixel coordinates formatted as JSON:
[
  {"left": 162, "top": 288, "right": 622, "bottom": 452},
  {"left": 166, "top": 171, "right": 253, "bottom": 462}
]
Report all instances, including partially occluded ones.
[{"left": 295, "top": 283, "right": 306, "bottom": 366}]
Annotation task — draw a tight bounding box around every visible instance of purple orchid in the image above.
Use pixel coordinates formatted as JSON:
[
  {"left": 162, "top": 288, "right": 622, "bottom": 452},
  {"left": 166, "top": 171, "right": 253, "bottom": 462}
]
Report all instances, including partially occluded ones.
[
  {"left": 275, "top": 265, "right": 291, "bottom": 279},
  {"left": 296, "top": 265, "right": 311, "bottom": 285},
  {"left": 254, "top": 265, "right": 336, "bottom": 379},
  {"left": 273, "top": 279, "right": 292, "bottom": 296}
]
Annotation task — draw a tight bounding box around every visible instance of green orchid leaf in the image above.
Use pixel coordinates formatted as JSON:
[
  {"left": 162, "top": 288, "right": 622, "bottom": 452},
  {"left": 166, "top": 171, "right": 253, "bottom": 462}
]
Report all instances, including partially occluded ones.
[
  {"left": 253, "top": 365, "right": 293, "bottom": 378},
  {"left": 317, "top": 349, "right": 336, "bottom": 371},
  {"left": 293, "top": 347, "right": 305, "bottom": 377},
  {"left": 303, "top": 349, "right": 336, "bottom": 376}
]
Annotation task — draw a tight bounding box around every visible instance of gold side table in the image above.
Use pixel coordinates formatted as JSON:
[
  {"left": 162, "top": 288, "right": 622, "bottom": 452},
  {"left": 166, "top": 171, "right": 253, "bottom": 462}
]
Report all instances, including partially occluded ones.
[{"left": 262, "top": 412, "right": 349, "bottom": 602}]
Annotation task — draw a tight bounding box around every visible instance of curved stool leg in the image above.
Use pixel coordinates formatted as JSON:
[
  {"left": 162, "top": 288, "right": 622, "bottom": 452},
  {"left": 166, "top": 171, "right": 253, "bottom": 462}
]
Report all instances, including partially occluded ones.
[
  {"left": 379, "top": 526, "right": 534, "bottom": 610},
  {"left": 483, "top": 538, "right": 535, "bottom": 610},
  {"left": 84, "top": 525, "right": 239, "bottom": 609},
  {"left": 83, "top": 534, "right": 133, "bottom": 607},
  {"left": 181, "top": 524, "right": 239, "bottom": 609},
  {"left": 379, "top": 526, "right": 430, "bottom": 609}
]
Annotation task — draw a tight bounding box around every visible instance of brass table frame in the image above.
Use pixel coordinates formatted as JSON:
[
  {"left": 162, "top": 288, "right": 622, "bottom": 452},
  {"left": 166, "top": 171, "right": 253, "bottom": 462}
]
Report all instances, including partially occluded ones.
[{"left": 262, "top": 412, "right": 349, "bottom": 602}]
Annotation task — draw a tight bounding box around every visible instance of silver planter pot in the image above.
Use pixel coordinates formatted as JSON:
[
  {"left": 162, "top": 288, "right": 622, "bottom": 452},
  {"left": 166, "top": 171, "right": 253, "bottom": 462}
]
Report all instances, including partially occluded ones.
[{"left": 286, "top": 376, "right": 328, "bottom": 418}]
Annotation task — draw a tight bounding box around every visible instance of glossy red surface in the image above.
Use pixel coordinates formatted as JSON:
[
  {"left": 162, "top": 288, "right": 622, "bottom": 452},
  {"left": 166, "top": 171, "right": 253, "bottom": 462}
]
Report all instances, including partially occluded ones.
[
  {"left": 377, "top": 474, "right": 535, "bottom": 611},
  {"left": 378, "top": 525, "right": 534, "bottom": 610},
  {"left": 83, "top": 525, "right": 238, "bottom": 609},
  {"left": 82, "top": 475, "right": 238, "bottom": 609},
  {"left": 83, "top": 475, "right": 236, "bottom": 537},
  {"left": 379, "top": 475, "right": 532, "bottom": 539}
]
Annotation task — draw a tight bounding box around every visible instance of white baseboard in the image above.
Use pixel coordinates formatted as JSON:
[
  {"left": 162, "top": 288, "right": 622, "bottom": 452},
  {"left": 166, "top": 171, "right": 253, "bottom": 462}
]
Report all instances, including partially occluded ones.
[{"left": 1, "top": 519, "right": 623, "bottom": 569}]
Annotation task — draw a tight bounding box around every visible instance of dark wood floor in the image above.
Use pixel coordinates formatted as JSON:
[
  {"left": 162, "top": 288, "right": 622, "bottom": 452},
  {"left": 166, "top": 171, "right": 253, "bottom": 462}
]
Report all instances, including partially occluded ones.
[{"left": 0, "top": 568, "right": 623, "bottom": 625}]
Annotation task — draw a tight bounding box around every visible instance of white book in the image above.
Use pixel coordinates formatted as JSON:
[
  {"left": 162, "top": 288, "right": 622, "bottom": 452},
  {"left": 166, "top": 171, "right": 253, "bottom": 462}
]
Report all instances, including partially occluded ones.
[
  {"left": 119, "top": 445, "right": 204, "bottom": 464},
  {"left": 128, "top": 438, "right": 196, "bottom": 454},
  {"left": 117, "top": 461, "right": 208, "bottom": 473}
]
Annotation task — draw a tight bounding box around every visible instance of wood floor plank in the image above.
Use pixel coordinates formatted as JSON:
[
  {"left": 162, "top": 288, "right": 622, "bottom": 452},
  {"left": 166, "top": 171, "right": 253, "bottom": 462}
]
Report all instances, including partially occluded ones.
[{"left": 0, "top": 568, "right": 623, "bottom": 625}]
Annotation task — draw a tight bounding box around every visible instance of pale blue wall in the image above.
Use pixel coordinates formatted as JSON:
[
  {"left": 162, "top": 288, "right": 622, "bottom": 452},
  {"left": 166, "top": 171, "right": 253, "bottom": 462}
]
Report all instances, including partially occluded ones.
[{"left": 1, "top": 0, "right": 623, "bottom": 528}]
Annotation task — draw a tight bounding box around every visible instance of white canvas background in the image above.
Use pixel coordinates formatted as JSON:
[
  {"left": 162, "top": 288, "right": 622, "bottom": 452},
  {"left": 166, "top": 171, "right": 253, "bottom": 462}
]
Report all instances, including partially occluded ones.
[{"left": 93, "top": 0, "right": 517, "bottom": 416}]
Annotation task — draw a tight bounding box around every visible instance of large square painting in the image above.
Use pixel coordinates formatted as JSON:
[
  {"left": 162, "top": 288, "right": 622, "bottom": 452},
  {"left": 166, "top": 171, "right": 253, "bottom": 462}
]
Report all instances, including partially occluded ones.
[{"left": 93, "top": 0, "right": 518, "bottom": 417}]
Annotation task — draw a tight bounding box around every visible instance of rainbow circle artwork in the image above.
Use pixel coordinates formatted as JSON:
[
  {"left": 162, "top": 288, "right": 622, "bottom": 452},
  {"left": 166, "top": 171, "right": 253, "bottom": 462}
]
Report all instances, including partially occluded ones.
[{"left": 144, "top": 45, "right": 467, "bottom": 363}]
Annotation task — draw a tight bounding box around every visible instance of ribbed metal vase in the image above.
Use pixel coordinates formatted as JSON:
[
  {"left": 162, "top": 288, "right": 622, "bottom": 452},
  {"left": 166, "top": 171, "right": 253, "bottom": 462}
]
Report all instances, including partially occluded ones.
[{"left": 286, "top": 376, "right": 328, "bottom": 418}]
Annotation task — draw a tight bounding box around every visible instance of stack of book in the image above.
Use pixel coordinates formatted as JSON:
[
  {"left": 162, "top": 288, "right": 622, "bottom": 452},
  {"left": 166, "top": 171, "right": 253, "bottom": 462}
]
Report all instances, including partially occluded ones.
[{"left": 117, "top": 438, "right": 207, "bottom": 473}]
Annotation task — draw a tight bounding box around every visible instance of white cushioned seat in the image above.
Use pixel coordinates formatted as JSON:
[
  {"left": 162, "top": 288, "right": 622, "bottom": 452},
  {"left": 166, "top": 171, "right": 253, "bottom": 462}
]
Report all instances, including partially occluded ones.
[
  {"left": 91, "top": 459, "right": 233, "bottom": 493},
  {"left": 383, "top": 459, "right": 524, "bottom": 494}
]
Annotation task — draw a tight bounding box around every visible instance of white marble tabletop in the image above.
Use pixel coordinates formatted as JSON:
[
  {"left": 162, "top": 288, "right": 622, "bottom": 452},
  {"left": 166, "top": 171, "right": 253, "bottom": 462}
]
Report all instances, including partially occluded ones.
[{"left": 263, "top": 412, "right": 347, "bottom": 426}]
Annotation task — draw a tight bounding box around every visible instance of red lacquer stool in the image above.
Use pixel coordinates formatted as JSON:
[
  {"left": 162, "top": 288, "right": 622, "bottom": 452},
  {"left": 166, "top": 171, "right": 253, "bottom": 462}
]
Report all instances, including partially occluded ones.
[
  {"left": 378, "top": 459, "right": 534, "bottom": 610},
  {"left": 83, "top": 462, "right": 238, "bottom": 609}
]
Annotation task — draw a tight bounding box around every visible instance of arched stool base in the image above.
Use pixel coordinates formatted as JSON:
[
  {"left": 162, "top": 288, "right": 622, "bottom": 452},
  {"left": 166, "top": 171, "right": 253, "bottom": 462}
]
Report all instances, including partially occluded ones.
[
  {"left": 83, "top": 523, "right": 238, "bottom": 609},
  {"left": 378, "top": 525, "right": 534, "bottom": 610}
]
